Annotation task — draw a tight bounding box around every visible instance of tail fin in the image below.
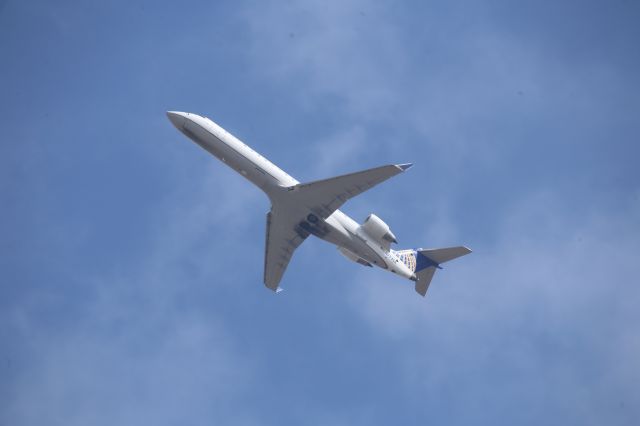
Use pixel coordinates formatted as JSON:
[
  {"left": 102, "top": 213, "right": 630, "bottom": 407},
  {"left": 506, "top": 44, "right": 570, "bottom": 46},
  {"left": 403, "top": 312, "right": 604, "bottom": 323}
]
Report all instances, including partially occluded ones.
[{"left": 397, "top": 246, "right": 471, "bottom": 296}]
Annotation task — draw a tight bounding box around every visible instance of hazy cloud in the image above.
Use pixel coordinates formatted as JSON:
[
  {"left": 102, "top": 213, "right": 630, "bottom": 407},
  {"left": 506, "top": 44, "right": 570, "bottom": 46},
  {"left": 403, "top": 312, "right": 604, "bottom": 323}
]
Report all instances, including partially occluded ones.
[
  {"left": 2, "top": 0, "right": 638, "bottom": 424},
  {"left": 350, "top": 191, "right": 640, "bottom": 424}
]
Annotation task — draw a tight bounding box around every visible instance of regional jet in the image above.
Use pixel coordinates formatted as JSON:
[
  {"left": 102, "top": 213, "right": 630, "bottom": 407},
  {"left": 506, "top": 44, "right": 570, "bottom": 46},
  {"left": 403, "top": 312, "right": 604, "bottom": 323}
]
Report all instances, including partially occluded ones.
[{"left": 167, "top": 111, "right": 471, "bottom": 296}]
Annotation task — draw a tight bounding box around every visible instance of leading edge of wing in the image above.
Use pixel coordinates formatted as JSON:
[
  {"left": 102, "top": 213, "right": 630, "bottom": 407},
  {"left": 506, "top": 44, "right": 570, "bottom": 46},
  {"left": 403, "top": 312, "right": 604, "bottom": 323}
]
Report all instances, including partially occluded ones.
[
  {"left": 294, "top": 163, "right": 412, "bottom": 191},
  {"left": 288, "top": 163, "right": 412, "bottom": 219}
]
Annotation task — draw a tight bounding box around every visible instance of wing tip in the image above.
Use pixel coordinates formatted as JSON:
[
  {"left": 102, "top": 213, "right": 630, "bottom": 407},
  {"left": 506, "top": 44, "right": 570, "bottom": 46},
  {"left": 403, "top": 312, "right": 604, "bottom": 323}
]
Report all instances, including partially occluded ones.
[
  {"left": 265, "top": 283, "right": 284, "bottom": 293},
  {"left": 396, "top": 163, "right": 413, "bottom": 171}
]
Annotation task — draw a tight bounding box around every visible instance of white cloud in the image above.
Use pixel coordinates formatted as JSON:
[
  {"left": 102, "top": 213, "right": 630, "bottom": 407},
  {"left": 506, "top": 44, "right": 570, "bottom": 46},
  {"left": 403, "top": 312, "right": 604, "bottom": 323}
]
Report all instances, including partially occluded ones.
[
  {"left": 4, "top": 1, "right": 638, "bottom": 424},
  {"left": 348, "top": 190, "right": 640, "bottom": 422},
  {"left": 3, "top": 163, "right": 263, "bottom": 426},
  {"left": 242, "top": 0, "right": 634, "bottom": 169},
  {"left": 243, "top": 0, "right": 406, "bottom": 120},
  {"left": 310, "top": 126, "right": 366, "bottom": 177},
  {"left": 7, "top": 315, "right": 250, "bottom": 426}
]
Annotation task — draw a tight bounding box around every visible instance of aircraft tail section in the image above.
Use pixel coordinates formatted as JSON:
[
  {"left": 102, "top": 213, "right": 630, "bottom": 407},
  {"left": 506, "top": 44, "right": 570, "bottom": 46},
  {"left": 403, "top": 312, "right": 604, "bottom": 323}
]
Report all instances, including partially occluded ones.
[{"left": 395, "top": 246, "right": 471, "bottom": 296}]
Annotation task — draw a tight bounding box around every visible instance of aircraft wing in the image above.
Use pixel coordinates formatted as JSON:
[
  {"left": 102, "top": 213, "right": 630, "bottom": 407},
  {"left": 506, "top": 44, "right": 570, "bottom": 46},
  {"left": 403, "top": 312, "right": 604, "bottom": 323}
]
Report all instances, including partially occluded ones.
[
  {"left": 263, "top": 207, "right": 309, "bottom": 291},
  {"left": 263, "top": 164, "right": 411, "bottom": 290},
  {"left": 289, "top": 163, "right": 412, "bottom": 219}
]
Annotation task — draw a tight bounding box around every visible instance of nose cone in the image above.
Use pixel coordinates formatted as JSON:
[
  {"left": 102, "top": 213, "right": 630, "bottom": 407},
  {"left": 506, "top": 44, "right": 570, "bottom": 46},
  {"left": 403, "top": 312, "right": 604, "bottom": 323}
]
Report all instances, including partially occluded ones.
[{"left": 166, "top": 111, "right": 187, "bottom": 129}]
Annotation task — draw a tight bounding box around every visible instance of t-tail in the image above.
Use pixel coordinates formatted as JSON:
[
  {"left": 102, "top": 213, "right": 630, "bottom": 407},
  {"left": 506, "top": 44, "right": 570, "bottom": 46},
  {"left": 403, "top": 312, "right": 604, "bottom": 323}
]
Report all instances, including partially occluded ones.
[{"left": 395, "top": 246, "right": 472, "bottom": 296}]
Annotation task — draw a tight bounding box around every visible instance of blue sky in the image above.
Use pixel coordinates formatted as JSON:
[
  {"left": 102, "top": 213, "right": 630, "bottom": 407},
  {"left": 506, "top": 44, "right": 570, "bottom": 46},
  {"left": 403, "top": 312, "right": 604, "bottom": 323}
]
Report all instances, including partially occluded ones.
[{"left": 1, "top": 0, "right": 639, "bottom": 424}]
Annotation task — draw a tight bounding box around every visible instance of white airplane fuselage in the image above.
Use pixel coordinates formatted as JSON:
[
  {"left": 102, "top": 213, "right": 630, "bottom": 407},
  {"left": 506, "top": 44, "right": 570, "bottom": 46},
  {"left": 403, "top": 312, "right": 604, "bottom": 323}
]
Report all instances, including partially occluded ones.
[{"left": 167, "top": 111, "right": 416, "bottom": 281}]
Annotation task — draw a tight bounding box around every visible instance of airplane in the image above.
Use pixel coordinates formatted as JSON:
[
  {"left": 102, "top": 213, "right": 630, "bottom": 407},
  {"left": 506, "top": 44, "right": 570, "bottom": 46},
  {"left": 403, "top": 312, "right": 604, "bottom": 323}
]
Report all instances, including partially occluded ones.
[{"left": 167, "top": 111, "right": 471, "bottom": 296}]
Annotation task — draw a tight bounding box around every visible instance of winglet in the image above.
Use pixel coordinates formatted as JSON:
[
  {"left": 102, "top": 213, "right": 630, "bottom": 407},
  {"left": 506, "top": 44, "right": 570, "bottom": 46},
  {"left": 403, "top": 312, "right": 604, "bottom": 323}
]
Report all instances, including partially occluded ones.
[
  {"left": 396, "top": 163, "right": 413, "bottom": 171},
  {"left": 276, "top": 287, "right": 284, "bottom": 293}
]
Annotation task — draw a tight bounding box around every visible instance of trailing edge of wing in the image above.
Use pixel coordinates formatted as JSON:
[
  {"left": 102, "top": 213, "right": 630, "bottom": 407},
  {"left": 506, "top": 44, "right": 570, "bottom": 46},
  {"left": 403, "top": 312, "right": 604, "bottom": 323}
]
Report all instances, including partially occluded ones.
[{"left": 289, "top": 164, "right": 412, "bottom": 219}]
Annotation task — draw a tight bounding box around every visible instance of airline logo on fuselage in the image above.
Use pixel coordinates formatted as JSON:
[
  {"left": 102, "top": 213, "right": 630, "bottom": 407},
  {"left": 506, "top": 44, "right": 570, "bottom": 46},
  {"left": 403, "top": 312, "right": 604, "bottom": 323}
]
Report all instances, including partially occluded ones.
[{"left": 395, "top": 249, "right": 417, "bottom": 272}]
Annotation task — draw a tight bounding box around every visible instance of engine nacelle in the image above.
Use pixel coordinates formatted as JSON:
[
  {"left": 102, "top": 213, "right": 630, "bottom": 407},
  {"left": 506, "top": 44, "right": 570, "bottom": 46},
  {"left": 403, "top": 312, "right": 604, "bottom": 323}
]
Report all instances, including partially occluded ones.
[
  {"left": 358, "top": 214, "right": 398, "bottom": 247},
  {"left": 338, "top": 247, "right": 373, "bottom": 267}
]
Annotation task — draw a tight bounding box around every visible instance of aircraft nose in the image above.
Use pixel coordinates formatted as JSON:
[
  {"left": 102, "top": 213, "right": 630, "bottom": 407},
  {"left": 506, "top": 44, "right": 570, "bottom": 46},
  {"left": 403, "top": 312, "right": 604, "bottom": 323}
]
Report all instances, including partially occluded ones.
[{"left": 166, "top": 111, "right": 186, "bottom": 129}]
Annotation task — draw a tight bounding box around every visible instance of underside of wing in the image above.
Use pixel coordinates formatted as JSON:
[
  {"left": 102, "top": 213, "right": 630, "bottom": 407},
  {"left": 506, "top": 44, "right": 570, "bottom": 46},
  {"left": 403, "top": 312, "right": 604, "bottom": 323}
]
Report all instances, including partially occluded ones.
[
  {"left": 263, "top": 207, "right": 308, "bottom": 291},
  {"left": 289, "top": 164, "right": 412, "bottom": 219}
]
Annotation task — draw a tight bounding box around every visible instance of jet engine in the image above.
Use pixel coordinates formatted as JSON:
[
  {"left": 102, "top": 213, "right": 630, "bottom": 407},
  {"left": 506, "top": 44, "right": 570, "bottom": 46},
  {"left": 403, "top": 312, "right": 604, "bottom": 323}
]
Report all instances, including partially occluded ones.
[{"left": 358, "top": 214, "right": 398, "bottom": 247}]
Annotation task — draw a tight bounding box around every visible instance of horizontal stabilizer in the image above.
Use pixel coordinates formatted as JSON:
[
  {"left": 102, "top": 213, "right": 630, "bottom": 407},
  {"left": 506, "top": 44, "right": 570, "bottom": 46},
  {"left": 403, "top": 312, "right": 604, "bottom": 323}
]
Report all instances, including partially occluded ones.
[
  {"left": 418, "top": 246, "right": 472, "bottom": 265},
  {"left": 415, "top": 266, "right": 436, "bottom": 296}
]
